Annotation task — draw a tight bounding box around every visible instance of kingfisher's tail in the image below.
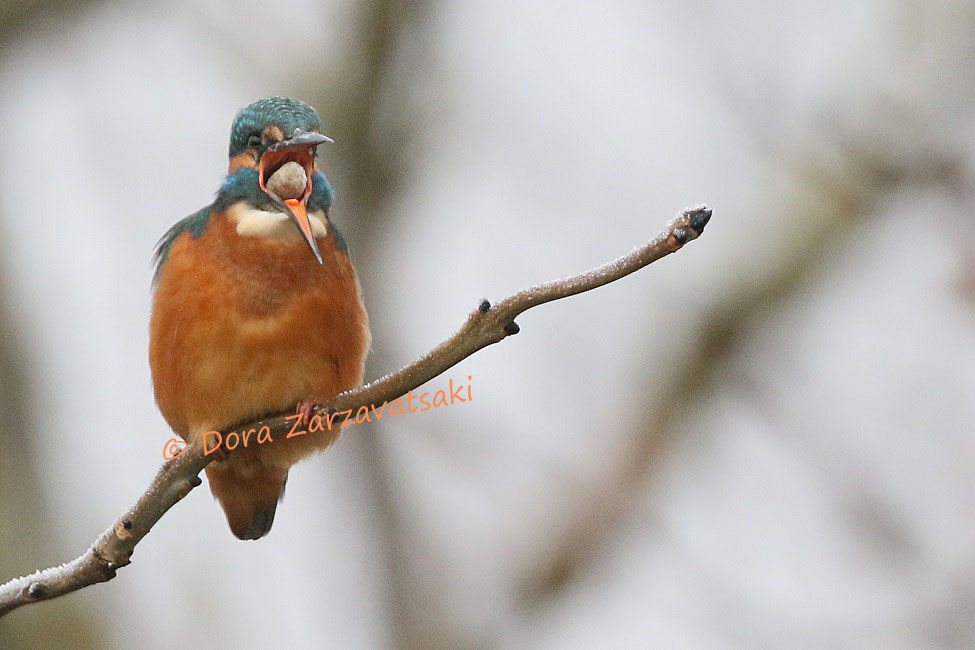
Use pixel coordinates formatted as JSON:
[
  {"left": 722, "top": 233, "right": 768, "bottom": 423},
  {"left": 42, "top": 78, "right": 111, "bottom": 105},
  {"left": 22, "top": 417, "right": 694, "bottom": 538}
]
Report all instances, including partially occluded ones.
[{"left": 205, "top": 459, "right": 288, "bottom": 540}]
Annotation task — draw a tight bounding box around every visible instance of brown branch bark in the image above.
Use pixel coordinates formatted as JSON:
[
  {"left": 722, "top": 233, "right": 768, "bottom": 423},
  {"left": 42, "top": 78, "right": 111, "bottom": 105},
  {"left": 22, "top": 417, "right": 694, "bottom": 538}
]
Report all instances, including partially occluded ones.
[{"left": 0, "top": 205, "right": 711, "bottom": 620}]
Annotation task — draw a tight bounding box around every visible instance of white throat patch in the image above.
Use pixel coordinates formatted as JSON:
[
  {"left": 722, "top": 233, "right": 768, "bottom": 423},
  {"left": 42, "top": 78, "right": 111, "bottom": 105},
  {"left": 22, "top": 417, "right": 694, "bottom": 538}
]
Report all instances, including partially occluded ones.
[{"left": 228, "top": 202, "right": 328, "bottom": 241}]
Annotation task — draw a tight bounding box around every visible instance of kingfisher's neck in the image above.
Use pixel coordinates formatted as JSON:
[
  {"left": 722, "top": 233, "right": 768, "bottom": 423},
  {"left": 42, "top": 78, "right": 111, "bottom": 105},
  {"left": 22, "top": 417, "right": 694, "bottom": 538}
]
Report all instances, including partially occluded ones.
[{"left": 214, "top": 167, "right": 336, "bottom": 215}]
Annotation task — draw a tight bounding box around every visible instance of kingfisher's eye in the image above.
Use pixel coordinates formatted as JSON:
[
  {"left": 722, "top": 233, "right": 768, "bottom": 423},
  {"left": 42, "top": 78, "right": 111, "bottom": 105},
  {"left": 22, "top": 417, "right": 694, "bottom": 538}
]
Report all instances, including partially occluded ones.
[{"left": 247, "top": 134, "right": 262, "bottom": 149}]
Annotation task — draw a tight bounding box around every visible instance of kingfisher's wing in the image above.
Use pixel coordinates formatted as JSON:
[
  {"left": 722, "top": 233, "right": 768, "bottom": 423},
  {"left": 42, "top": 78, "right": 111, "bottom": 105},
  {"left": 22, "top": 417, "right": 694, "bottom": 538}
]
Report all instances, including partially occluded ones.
[{"left": 151, "top": 204, "right": 213, "bottom": 287}]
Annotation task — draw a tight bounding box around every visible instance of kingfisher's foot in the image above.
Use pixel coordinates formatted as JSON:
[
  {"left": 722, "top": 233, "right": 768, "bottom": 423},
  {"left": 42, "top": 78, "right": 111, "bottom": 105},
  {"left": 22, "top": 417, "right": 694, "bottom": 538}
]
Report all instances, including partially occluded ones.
[
  {"left": 296, "top": 398, "right": 317, "bottom": 429},
  {"left": 209, "top": 445, "right": 230, "bottom": 462}
]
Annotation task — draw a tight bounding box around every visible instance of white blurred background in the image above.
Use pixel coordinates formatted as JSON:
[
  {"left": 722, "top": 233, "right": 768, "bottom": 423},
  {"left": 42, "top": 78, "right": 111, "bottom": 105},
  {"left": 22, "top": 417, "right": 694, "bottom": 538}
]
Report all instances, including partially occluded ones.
[{"left": 1, "top": 1, "right": 974, "bottom": 647}]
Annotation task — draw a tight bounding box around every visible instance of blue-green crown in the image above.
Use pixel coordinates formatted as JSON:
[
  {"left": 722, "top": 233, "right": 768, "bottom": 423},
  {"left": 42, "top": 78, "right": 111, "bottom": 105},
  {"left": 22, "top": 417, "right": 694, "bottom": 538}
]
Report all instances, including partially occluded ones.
[{"left": 228, "top": 96, "right": 321, "bottom": 157}]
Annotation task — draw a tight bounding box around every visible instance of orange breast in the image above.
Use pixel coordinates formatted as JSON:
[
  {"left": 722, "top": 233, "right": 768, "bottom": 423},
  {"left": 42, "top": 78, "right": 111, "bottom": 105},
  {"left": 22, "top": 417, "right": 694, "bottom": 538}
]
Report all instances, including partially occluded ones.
[{"left": 149, "top": 208, "right": 370, "bottom": 465}]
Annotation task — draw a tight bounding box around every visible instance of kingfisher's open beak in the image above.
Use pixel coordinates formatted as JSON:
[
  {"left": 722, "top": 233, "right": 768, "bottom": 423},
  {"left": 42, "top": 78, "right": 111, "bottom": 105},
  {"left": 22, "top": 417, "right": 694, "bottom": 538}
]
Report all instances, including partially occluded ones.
[{"left": 258, "top": 131, "right": 334, "bottom": 265}]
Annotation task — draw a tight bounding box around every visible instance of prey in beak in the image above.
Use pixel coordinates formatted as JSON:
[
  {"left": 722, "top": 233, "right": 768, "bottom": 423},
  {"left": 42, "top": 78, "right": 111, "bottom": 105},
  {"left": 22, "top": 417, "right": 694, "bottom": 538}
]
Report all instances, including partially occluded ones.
[{"left": 258, "top": 130, "right": 333, "bottom": 264}]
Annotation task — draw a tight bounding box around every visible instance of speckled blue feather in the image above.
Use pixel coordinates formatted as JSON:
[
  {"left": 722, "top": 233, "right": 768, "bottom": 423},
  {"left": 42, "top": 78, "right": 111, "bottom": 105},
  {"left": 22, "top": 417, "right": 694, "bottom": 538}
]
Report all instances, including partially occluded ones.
[
  {"left": 310, "top": 172, "right": 347, "bottom": 253},
  {"left": 308, "top": 171, "right": 335, "bottom": 214},
  {"left": 229, "top": 97, "right": 320, "bottom": 157}
]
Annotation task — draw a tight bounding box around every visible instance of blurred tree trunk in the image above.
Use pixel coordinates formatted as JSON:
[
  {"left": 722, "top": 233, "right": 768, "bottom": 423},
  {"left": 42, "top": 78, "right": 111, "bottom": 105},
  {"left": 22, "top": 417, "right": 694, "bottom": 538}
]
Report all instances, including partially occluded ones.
[
  {"left": 306, "top": 1, "right": 431, "bottom": 647},
  {"left": 0, "top": 255, "right": 101, "bottom": 648}
]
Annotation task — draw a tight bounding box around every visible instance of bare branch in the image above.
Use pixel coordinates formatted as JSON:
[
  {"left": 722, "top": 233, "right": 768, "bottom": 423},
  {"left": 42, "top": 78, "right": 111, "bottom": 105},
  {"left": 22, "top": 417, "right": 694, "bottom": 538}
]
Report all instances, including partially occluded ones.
[{"left": 0, "top": 205, "right": 711, "bottom": 619}]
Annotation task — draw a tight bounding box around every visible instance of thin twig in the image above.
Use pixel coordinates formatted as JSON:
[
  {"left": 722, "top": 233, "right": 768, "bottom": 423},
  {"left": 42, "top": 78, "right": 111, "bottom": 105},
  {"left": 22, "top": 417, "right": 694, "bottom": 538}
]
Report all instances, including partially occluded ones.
[{"left": 0, "top": 205, "right": 711, "bottom": 619}]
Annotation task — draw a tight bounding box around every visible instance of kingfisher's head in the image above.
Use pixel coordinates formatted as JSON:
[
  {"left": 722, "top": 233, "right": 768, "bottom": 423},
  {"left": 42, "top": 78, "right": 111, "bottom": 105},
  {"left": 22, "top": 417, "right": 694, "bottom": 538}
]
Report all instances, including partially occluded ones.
[{"left": 226, "top": 97, "right": 333, "bottom": 263}]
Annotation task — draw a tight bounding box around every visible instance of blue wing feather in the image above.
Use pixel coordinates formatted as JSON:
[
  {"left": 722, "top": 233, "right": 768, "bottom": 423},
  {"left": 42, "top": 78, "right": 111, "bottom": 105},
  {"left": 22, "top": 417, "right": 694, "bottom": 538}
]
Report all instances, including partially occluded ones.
[{"left": 151, "top": 204, "right": 212, "bottom": 286}]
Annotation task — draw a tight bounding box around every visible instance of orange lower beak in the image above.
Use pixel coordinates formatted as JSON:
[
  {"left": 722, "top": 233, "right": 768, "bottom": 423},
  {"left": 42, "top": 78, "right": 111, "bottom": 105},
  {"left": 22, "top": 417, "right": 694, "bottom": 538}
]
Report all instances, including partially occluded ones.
[{"left": 284, "top": 198, "right": 323, "bottom": 264}]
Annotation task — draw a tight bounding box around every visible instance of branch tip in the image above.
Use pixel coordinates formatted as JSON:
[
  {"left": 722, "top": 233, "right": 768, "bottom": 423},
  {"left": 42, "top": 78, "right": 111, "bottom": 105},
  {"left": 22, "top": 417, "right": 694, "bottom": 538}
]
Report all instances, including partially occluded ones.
[
  {"left": 687, "top": 205, "right": 712, "bottom": 234},
  {"left": 504, "top": 321, "right": 521, "bottom": 335}
]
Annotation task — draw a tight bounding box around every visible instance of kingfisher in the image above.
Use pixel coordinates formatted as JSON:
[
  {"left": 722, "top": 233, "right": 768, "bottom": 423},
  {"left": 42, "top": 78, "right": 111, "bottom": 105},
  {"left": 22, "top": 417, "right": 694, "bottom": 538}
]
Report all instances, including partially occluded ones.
[{"left": 149, "top": 97, "right": 370, "bottom": 540}]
